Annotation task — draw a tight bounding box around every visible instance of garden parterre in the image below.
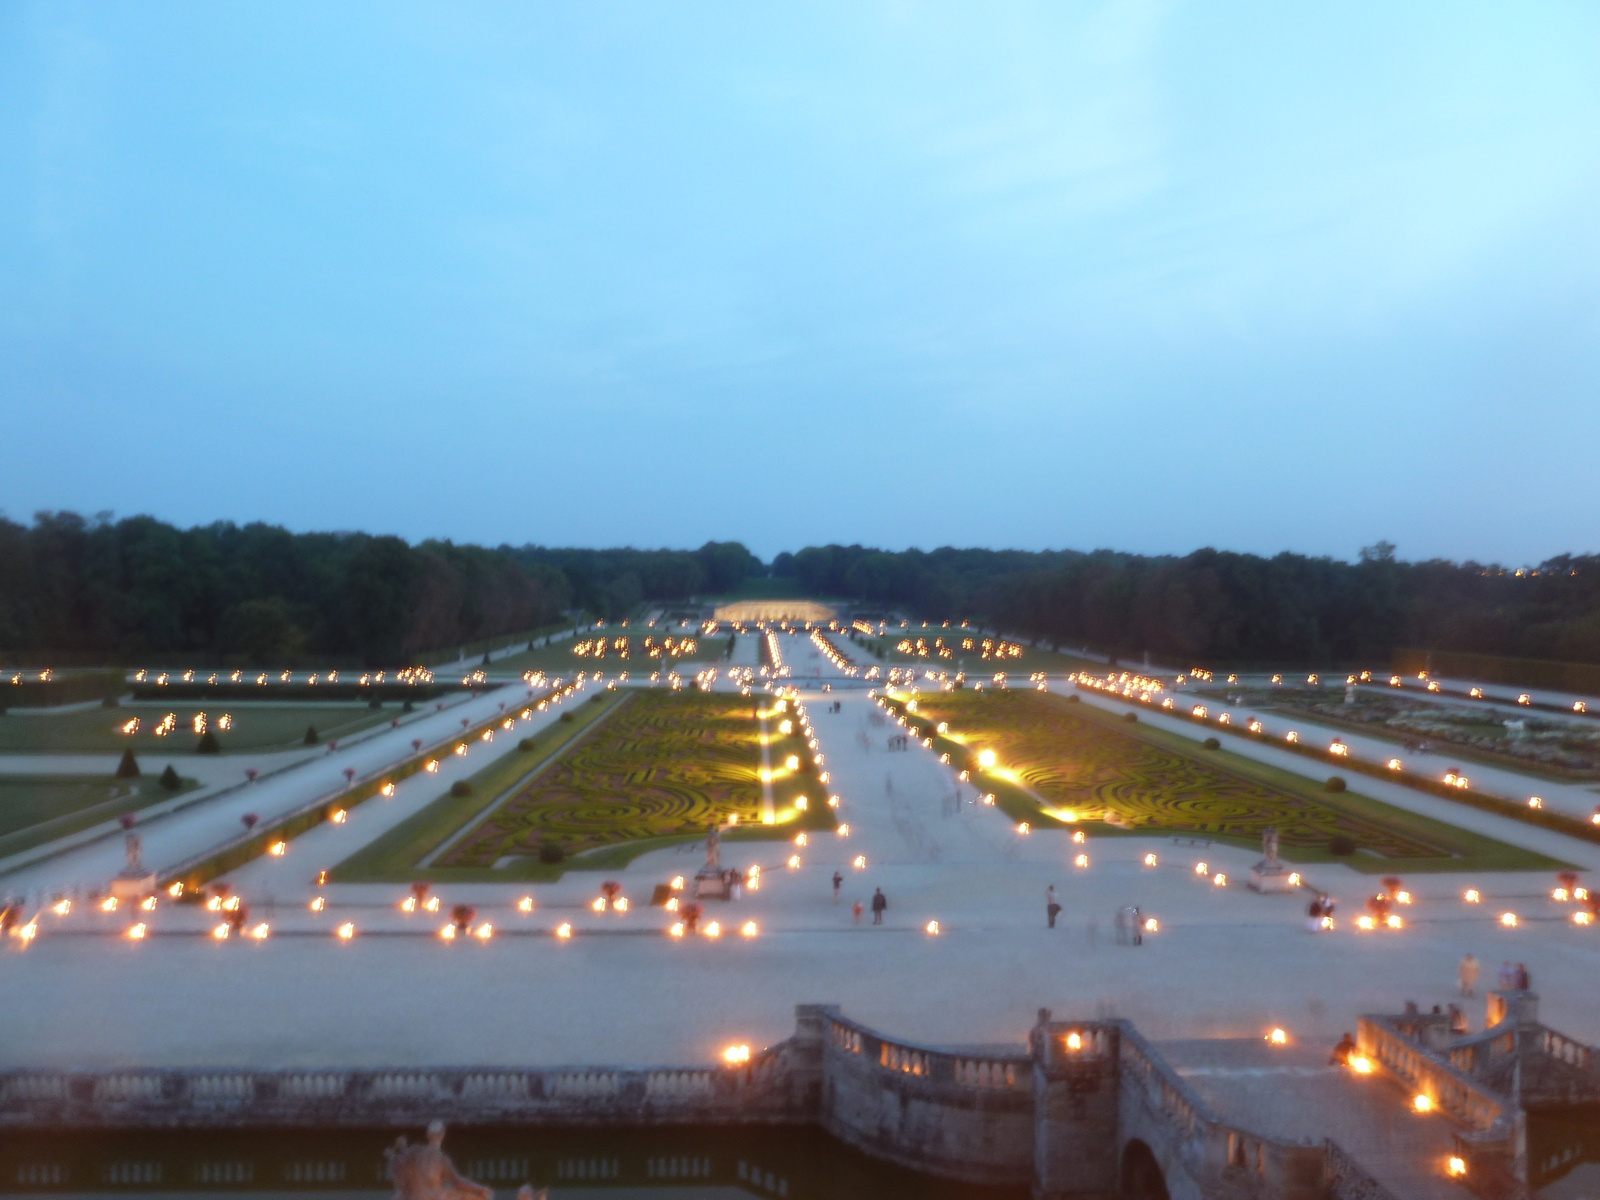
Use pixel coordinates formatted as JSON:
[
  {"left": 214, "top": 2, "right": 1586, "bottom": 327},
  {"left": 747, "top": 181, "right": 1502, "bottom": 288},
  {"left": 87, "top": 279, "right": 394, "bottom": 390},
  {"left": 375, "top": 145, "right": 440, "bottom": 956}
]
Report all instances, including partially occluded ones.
[
  {"left": 439, "top": 689, "right": 803, "bottom": 868},
  {"left": 901, "top": 689, "right": 1561, "bottom": 870}
]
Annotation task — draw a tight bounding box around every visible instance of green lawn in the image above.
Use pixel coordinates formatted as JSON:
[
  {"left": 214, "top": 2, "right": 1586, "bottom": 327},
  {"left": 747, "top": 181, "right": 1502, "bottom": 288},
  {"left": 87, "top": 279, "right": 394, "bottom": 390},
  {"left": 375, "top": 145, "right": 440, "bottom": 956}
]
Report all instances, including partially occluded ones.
[
  {"left": 0, "top": 703, "right": 392, "bottom": 756},
  {"left": 0, "top": 774, "right": 199, "bottom": 862},
  {"left": 896, "top": 690, "right": 1566, "bottom": 874}
]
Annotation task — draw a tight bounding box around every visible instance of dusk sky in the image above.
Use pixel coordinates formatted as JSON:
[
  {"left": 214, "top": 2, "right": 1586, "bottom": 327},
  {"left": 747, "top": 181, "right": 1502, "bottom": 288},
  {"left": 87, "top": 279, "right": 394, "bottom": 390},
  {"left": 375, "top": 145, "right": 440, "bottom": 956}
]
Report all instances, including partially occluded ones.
[{"left": 2, "top": 2, "right": 1597, "bottom": 565}]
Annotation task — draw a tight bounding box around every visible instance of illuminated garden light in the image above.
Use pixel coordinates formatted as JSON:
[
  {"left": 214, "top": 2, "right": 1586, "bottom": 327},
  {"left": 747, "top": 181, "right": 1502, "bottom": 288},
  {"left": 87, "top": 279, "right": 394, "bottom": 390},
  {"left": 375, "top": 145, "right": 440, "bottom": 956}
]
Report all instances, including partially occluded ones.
[
  {"left": 852, "top": 855, "right": 866, "bottom": 868},
  {"left": 1213, "top": 873, "right": 1227, "bottom": 887},
  {"left": 1143, "top": 853, "right": 1158, "bottom": 867},
  {"left": 555, "top": 922, "right": 572, "bottom": 939},
  {"left": 837, "top": 823, "right": 850, "bottom": 837},
  {"left": 127, "top": 923, "right": 147, "bottom": 940},
  {"left": 1464, "top": 889, "right": 1480, "bottom": 903},
  {"left": 269, "top": 841, "right": 286, "bottom": 856},
  {"left": 1074, "top": 854, "right": 1089, "bottom": 868},
  {"left": 1412, "top": 1094, "right": 1433, "bottom": 1113},
  {"left": 1266, "top": 1028, "right": 1288, "bottom": 1045},
  {"left": 1500, "top": 912, "right": 1518, "bottom": 927},
  {"left": 336, "top": 922, "right": 355, "bottom": 939},
  {"left": 741, "top": 920, "right": 758, "bottom": 937}
]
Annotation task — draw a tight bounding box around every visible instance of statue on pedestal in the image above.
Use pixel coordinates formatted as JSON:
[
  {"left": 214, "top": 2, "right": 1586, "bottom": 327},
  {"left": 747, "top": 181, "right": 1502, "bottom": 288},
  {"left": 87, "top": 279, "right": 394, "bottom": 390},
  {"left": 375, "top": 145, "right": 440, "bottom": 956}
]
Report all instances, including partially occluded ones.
[
  {"left": 694, "top": 822, "right": 730, "bottom": 900},
  {"left": 1248, "top": 825, "right": 1295, "bottom": 894},
  {"left": 110, "top": 831, "right": 157, "bottom": 900}
]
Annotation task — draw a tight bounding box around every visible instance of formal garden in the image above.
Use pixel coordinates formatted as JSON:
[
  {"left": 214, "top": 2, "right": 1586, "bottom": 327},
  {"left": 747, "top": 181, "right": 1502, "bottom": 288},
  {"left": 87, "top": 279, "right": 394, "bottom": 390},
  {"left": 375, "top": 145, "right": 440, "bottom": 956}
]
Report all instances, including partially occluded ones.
[
  {"left": 1200, "top": 683, "right": 1600, "bottom": 778},
  {"left": 332, "top": 687, "right": 831, "bottom": 882},
  {"left": 0, "top": 703, "right": 394, "bottom": 756},
  {"left": 892, "top": 689, "right": 1562, "bottom": 873}
]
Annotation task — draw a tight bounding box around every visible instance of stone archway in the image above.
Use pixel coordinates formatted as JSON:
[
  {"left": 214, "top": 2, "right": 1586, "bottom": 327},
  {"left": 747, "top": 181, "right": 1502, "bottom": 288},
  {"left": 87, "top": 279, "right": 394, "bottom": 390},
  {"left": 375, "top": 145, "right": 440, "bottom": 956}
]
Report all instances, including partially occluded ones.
[{"left": 1121, "top": 1139, "right": 1170, "bottom": 1200}]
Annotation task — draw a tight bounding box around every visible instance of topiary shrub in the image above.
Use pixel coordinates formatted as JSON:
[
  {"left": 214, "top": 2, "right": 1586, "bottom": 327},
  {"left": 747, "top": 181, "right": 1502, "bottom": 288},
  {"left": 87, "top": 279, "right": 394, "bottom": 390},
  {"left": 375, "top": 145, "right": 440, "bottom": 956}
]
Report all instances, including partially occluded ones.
[
  {"left": 590, "top": 694, "right": 605, "bottom": 704},
  {"left": 304, "top": 725, "right": 320, "bottom": 745},
  {"left": 159, "top": 764, "right": 182, "bottom": 790},
  {"left": 1325, "top": 776, "right": 1347, "bottom": 792},
  {"left": 196, "top": 730, "right": 221, "bottom": 754},
  {"left": 450, "top": 779, "right": 473, "bottom": 797},
  {"left": 116, "top": 749, "right": 141, "bottom": 778},
  {"left": 1203, "top": 737, "right": 1220, "bottom": 750},
  {"left": 560, "top": 712, "right": 575, "bottom": 723},
  {"left": 1329, "top": 833, "right": 1357, "bottom": 856},
  {"left": 538, "top": 840, "right": 564, "bottom": 864},
  {"left": 402, "top": 700, "right": 414, "bottom": 713},
  {"left": 518, "top": 738, "right": 535, "bottom": 752},
  {"left": 369, "top": 697, "right": 382, "bottom": 709},
  {"left": 1123, "top": 711, "right": 1138, "bottom": 723}
]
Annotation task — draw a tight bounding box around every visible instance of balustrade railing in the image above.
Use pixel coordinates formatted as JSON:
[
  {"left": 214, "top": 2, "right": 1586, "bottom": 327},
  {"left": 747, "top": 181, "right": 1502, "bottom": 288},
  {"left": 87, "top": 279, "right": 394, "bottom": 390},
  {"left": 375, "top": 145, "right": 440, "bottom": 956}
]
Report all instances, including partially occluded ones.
[
  {"left": 0, "top": 1054, "right": 798, "bottom": 1126},
  {"left": 824, "top": 1015, "right": 1031, "bottom": 1094}
]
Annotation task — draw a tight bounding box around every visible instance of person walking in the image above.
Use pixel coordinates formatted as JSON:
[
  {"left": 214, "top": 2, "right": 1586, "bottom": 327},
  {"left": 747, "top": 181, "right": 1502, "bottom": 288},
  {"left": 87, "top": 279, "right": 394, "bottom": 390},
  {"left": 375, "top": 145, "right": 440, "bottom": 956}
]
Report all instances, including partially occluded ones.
[
  {"left": 1458, "top": 952, "right": 1479, "bottom": 998},
  {"left": 1046, "top": 885, "right": 1060, "bottom": 929},
  {"left": 870, "top": 888, "right": 887, "bottom": 925},
  {"left": 1307, "top": 895, "right": 1324, "bottom": 933},
  {"left": 832, "top": 871, "right": 843, "bottom": 903},
  {"left": 852, "top": 900, "right": 864, "bottom": 925}
]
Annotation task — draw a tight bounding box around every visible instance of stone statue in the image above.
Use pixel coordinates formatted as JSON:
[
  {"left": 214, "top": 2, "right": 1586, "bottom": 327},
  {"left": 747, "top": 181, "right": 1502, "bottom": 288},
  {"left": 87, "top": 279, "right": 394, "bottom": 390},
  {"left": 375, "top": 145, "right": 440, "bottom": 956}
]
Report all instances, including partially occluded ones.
[
  {"left": 1248, "top": 825, "right": 1293, "bottom": 894},
  {"left": 386, "top": 1121, "right": 490, "bottom": 1200},
  {"left": 123, "top": 833, "right": 144, "bottom": 875},
  {"left": 704, "top": 822, "right": 721, "bottom": 871}
]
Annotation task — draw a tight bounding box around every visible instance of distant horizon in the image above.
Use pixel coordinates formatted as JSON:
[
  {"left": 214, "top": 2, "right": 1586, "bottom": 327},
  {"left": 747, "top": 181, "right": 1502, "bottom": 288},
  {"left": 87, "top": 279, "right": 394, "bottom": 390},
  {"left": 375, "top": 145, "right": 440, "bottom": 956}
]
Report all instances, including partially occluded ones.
[{"left": 4, "top": 506, "right": 1591, "bottom": 571}]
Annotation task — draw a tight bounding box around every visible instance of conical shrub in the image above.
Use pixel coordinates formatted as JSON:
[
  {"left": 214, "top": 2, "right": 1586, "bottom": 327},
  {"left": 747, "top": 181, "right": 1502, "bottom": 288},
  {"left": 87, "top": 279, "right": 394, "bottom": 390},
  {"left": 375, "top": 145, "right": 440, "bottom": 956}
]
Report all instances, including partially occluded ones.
[
  {"left": 304, "top": 725, "right": 319, "bottom": 745},
  {"left": 159, "top": 764, "right": 182, "bottom": 790},
  {"left": 116, "top": 748, "right": 141, "bottom": 778}
]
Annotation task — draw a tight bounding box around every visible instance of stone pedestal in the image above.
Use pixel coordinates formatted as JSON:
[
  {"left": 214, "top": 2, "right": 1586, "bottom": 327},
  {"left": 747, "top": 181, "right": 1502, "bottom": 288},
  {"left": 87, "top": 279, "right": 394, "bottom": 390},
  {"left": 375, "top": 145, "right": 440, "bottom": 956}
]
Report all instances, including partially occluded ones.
[
  {"left": 110, "top": 872, "right": 157, "bottom": 900},
  {"left": 1248, "top": 862, "right": 1296, "bottom": 893},
  {"left": 693, "top": 869, "right": 730, "bottom": 900}
]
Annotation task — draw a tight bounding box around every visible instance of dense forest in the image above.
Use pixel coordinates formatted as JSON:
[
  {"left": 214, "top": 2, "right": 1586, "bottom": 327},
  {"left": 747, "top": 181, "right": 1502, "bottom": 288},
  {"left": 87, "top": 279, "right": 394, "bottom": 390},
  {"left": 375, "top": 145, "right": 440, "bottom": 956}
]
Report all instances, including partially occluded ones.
[
  {"left": 3, "top": 511, "right": 1597, "bottom": 669},
  {"left": 777, "top": 542, "right": 1600, "bottom": 667},
  {"left": 0, "top": 513, "right": 759, "bottom": 667}
]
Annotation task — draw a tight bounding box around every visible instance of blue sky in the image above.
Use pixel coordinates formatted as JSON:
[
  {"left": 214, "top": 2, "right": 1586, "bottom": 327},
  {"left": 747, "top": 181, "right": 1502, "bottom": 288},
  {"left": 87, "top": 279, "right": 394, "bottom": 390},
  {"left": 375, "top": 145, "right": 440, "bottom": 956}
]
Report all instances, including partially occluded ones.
[{"left": 2, "top": 2, "right": 1597, "bottom": 564}]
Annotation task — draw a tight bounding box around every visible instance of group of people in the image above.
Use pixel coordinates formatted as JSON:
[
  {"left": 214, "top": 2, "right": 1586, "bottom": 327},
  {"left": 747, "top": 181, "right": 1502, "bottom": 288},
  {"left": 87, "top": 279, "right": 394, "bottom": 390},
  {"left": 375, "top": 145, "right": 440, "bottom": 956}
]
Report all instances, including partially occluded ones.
[
  {"left": 1041, "top": 886, "right": 1144, "bottom": 945},
  {"left": 833, "top": 872, "right": 888, "bottom": 925}
]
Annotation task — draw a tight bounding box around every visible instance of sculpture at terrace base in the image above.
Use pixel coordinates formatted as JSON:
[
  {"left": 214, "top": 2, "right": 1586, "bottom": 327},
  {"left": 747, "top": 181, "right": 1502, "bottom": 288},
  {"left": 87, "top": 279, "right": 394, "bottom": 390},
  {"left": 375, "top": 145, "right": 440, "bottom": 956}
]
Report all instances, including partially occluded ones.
[{"left": 386, "top": 1121, "right": 490, "bottom": 1200}]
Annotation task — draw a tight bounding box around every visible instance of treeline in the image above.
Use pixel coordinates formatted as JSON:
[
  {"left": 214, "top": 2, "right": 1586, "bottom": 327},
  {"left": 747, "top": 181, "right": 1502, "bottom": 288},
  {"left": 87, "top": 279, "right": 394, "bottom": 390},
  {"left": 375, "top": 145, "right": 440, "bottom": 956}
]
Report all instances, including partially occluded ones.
[
  {"left": 777, "top": 543, "right": 1600, "bottom": 668},
  {"left": 512, "top": 543, "right": 762, "bottom": 618},
  {"left": 0, "top": 513, "right": 761, "bottom": 667}
]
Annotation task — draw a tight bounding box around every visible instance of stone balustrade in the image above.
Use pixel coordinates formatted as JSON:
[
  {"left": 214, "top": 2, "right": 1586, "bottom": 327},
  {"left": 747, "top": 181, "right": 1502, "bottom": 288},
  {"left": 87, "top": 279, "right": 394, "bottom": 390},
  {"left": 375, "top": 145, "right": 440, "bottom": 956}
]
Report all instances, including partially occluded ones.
[{"left": 0, "top": 1051, "right": 799, "bottom": 1128}]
